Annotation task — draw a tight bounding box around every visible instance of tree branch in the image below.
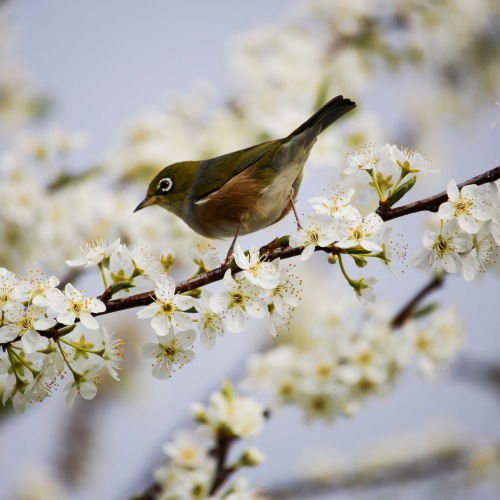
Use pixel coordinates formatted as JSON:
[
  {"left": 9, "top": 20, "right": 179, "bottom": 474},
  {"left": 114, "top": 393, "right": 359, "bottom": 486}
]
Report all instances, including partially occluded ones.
[
  {"left": 265, "top": 442, "right": 498, "bottom": 499},
  {"left": 390, "top": 273, "right": 445, "bottom": 329},
  {"left": 1, "top": 166, "right": 498, "bottom": 349},
  {"left": 376, "top": 166, "right": 499, "bottom": 221},
  {"left": 100, "top": 166, "right": 499, "bottom": 319}
]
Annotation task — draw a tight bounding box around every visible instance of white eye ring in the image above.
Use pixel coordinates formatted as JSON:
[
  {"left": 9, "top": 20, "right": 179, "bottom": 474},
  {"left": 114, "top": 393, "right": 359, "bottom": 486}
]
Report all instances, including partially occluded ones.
[{"left": 158, "top": 177, "right": 173, "bottom": 193}]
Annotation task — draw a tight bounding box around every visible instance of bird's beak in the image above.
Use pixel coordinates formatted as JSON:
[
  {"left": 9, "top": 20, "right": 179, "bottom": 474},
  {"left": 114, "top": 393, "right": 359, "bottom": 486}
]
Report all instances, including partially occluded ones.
[{"left": 134, "top": 195, "right": 157, "bottom": 213}]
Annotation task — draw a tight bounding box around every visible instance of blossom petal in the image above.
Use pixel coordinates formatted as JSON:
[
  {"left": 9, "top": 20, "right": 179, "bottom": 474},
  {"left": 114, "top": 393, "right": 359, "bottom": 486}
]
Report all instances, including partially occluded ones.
[
  {"left": 80, "top": 312, "right": 99, "bottom": 330},
  {"left": 226, "top": 307, "right": 247, "bottom": 333},
  {"left": 21, "top": 329, "right": 46, "bottom": 353},
  {"left": 0, "top": 324, "right": 20, "bottom": 343}
]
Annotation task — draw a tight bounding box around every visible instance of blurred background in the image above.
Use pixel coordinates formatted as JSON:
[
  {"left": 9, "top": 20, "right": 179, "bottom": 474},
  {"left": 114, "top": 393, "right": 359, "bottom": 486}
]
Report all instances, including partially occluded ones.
[{"left": 0, "top": 0, "right": 499, "bottom": 498}]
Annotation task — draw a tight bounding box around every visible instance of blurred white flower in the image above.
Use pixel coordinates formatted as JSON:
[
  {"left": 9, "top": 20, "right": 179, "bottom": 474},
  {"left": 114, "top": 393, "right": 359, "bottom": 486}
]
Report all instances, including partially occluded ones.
[
  {"left": 204, "top": 390, "right": 266, "bottom": 439},
  {"left": 413, "top": 308, "right": 465, "bottom": 378},
  {"left": 162, "top": 430, "right": 211, "bottom": 470}
]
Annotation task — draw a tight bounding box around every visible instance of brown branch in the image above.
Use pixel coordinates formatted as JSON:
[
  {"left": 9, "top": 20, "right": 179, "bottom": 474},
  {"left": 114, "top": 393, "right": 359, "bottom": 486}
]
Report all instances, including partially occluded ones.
[
  {"left": 98, "top": 165, "right": 500, "bottom": 319},
  {"left": 376, "top": 166, "right": 500, "bottom": 221},
  {"left": 390, "top": 273, "right": 445, "bottom": 329},
  {"left": 208, "top": 432, "right": 237, "bottom": 496},
  {"left": 265, "top": 442, "right": 498, "bottom": 499},
  {"left": 1, "top": 166, "right": 497, "bottom": 349}
]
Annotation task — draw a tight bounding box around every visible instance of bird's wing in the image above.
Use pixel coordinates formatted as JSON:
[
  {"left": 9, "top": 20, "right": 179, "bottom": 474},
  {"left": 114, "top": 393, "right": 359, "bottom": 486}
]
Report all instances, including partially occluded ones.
[{"left": 191, "top": 139, "right": 282, "bottom": 202}]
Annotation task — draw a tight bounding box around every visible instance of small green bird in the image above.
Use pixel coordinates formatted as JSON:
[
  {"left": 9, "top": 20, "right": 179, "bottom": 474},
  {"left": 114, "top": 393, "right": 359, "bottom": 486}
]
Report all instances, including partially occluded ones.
[{"left": 135, "top": 95, "right": 356, "bottom": 251}]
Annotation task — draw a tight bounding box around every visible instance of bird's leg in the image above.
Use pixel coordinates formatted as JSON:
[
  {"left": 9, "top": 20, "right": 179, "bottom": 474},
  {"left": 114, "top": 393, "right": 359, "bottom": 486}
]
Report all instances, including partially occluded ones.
[
  {"left": 290, "top": 190, "right": 302, "bottom": 230},
  {"left": 224, "top": 221, "right": 242, "bottom": 267}
]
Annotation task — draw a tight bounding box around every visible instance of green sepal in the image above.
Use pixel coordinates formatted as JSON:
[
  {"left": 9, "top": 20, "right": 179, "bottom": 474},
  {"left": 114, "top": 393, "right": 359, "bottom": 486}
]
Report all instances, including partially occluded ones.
[
  {"left": 387, "top": 176, "right": 417, "bottom": 207},
  {"left": 351, "top": 254, "right": 368, "bottom": 268},
  {"left": 183, "top": 290, "right": 201, "bottom": 300}
]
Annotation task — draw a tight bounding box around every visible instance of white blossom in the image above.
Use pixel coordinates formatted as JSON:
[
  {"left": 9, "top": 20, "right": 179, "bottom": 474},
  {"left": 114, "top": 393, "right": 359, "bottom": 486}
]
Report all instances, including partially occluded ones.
[
  {"left": 234, "top": 245, "right": 280, "bottom": 290},
  {"left": 414, "top": 220, "right": 472, "bottom": 274},
  {"left": 64, "top": 363, "right": 100, "bottom": 409},
  {"left": 162, "top": 430, "right": 211, "bottom": 470},
  {"left": 336, "top": 210, "right": 384, "bottom": 252},
  {"left": 0, "top": 268, "right": 20, "bottom": 310},
  {"left": 289, "top": 214, "right": 340, "bottom": 260},
  {"left": 204, "top": 391, "right": 266, "bottom": 439},
  {"left": 100, "top": 327, "right": 125, "bottom": 381},
  {"left": 23, "top": 273, "right": 63, "bottom": 308},
  {"left": 189, "top": 244, "right": 221, "bottom": 272},
  {"left": 193, "top": 289, "right": 225, "bottom": 350},
  {"left": 413, "top": 308, "right": 465, "bottom": 378},
  {"left": 210, "top": 270, "right": 267, "bottom": 333},
  {"left": 66, "top": 238, "right": 121, "bottom": 268},
  {"left": 51, "top": 283, "right": 105, "bottom": 330},
  {"left": 0, "top": 303, "right": 55, "bottom": 353},
  {"left": 388, "top": 145, "right": 436, "bottom": 175},
  {"left": 139, "top": 328, "right": 196, "bottom": 379},
  {"left": 309, "top": 187, "right": 358, "bottom": 220},
  {"left": 137, "top": 277, "right": 194, "bottom": 335},
  {"left": 438, "top": 179, "right": 491, "bottom": 234},
  {"left": 485, "top": 180, "right": 500, "bottom": 245},
  {"left": 354, "top": 275, "right": 377, "bottom": 304}
]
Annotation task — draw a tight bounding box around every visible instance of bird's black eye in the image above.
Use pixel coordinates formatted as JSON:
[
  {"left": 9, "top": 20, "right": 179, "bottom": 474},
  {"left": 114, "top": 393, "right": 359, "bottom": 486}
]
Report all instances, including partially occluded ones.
[{"left": 158, "top": 177, "right": 173, "bottom": 193}]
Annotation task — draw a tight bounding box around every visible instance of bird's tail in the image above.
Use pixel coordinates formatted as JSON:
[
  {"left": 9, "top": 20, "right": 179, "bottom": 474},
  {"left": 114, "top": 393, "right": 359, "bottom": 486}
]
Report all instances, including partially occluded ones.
[{"left": 289, "top": 95, "right": 356, "bottom": 139}]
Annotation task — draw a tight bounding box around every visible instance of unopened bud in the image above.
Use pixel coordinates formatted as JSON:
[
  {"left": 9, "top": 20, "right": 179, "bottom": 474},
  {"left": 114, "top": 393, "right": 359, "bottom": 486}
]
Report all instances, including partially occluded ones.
[
  {"left": 161, "top": 249, "right": 176, "bottom": 273},
  {"left": 239, "top": 447, "right": 267, "bottom": 467},
  {"left": 328, "top": 254, "right": 338, "bottom": 264}
]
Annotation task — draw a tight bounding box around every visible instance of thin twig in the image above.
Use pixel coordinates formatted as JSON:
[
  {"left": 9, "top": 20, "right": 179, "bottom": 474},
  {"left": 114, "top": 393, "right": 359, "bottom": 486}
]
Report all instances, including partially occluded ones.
[
  {"left": 377, "top": 166, "right": 500, "bottom": 221},
  {"left": 208, "top": 433, "right": 237, "bottom": 496},
  {"left": 390, "top": 273, "right": 445, "bottom": 328}
]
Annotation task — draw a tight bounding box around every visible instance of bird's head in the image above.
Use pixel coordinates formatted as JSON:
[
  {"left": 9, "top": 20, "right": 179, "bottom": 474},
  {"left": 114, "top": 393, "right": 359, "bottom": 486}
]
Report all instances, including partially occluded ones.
[{"left": 134, "top": 161, "right": 200, "bottom": 218}]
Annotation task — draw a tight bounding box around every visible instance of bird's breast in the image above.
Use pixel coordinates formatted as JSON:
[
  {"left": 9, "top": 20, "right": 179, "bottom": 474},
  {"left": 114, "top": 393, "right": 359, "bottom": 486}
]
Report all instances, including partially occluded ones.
[{"left": 186, "top": 136, "right": 312, "bottom": 238}]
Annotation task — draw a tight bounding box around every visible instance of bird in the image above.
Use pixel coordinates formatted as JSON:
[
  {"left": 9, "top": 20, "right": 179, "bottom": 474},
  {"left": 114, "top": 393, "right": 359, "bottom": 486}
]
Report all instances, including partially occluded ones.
[{"left": 134, "top": 95, "right": 356, "bottom": 257}]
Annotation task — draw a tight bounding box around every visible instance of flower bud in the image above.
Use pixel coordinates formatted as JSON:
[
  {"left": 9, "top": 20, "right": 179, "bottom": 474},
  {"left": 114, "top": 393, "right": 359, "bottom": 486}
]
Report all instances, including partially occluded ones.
[{"left": 239, "top": 447, "right": 267, "bottom": 467}]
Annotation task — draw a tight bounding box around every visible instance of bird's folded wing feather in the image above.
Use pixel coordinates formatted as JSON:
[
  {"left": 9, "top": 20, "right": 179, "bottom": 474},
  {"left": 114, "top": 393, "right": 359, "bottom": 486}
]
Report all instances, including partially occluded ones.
[{"left": 191, "top": 139, "right": 282, "bottom": 202}]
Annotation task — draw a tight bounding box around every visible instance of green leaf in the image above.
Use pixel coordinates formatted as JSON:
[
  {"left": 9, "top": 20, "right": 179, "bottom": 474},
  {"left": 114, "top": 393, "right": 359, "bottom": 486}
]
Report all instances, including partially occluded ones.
[
  {"left": 413, "top": 303, "right": 438, "bottom": 319},
  {"left": 109, "top": 280, "right": 135, "bottom": 296},
  {"left": 387, "top": 176, "right": 417, "bottom": 207}
]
